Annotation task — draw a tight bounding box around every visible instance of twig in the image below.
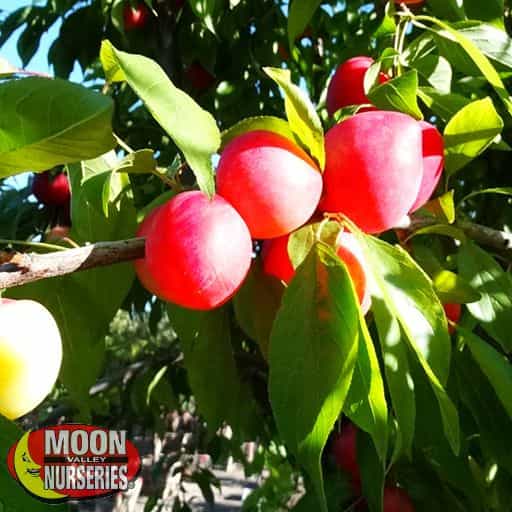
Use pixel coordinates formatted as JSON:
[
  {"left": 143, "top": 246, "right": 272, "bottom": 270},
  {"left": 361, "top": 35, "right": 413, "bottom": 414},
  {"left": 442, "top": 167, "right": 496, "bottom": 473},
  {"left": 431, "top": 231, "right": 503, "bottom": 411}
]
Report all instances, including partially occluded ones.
[
  {"left": 403, "top": 216, "right": 512, "bottom": 255},
  {"left": 0, "top": 238, "right": 145, "bottom": 289},
  {"left": 1, "top": 218, "right": 511, "bottom": 290}
]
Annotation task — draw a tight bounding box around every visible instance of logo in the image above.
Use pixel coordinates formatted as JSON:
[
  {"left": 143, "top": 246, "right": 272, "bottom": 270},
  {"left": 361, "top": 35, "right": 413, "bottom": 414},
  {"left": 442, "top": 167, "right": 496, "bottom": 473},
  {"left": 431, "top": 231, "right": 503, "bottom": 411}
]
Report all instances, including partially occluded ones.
[{"left": 6, "top": 424, "right": 141, "bottom": 503}]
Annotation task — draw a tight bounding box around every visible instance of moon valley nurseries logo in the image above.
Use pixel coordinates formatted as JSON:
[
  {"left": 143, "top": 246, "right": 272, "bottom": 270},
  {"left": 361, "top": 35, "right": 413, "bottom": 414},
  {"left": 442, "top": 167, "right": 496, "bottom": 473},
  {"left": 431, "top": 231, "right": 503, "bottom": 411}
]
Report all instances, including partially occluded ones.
[{"left": 6, "top": 424, "right": 141, "bottom": 502}]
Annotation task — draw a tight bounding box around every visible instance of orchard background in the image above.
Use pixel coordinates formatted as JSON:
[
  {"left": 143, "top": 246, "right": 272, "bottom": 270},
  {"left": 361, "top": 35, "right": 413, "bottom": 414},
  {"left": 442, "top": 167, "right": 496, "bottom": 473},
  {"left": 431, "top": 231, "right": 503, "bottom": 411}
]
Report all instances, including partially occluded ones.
[{"left": 1, "top": 0, "right": 512, "bottom": 511}]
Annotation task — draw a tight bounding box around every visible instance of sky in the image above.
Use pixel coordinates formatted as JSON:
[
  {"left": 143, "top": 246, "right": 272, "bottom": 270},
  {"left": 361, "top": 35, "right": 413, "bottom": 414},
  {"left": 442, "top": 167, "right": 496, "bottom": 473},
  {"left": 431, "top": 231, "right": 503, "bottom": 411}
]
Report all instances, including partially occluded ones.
[
  {"left": 1, "top": 1, "right": 82, "bottom": 189},
  {"left": 1, "top": 0, "right": 82, "bottom": 80}
]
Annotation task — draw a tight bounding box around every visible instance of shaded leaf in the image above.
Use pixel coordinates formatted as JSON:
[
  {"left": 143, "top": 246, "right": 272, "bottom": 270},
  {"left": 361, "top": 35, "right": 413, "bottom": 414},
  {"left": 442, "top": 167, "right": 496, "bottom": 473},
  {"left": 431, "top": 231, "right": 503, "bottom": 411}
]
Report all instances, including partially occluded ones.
[
  {"left": 269, "top": 243, "right": 359, "bottom": 511},
  {"left": 373, "top": 300, "right": 416, "bottom": 458},
  {"left": 458, "top": 327, "right": 512, "bottom": 421},
  {"left": 0, "top": 77, "right": 115, "bottom": 178},
  {"left": 233, "top": 259, "right": 283, "bottom": 359},
  {"left": 344, "top": 315, "right": 388, "bottom": 461},
  {"left": 168, "top": 305, "right": 259, "bottom": 438},
  {"left": 287, "top": 0, "right": 321, "bottom": 48}
]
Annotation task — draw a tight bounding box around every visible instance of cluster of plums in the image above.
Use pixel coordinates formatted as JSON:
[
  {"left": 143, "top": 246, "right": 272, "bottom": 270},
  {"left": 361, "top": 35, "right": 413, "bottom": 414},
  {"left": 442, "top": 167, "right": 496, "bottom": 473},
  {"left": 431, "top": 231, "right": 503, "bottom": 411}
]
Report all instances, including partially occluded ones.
[
  {"left": 136, "top": 55, "right": 452, "bottom": 322},
  {"left": 332, "top": 423, "right": 415, "bottom": 511}
]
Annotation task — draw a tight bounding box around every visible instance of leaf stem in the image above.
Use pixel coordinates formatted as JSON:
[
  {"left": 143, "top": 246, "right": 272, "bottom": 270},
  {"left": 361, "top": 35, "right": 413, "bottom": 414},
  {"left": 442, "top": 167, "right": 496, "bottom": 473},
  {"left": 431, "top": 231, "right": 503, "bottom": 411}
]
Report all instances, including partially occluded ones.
[
  {"left": 0, "top": 239, "right": 67, "bottom": 252},
  {"left": 151, "top": 169, "right": 176, "bottom": 189},
  {"left": 114, "top": 133, "right": 134, "bottom": 154}
]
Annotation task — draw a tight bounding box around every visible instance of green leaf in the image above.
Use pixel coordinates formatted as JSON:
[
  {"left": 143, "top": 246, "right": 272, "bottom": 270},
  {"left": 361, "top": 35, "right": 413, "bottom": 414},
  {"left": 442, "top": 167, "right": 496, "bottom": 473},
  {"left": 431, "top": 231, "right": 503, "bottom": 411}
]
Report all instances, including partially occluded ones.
[
  {"left": 287, "top": 0, "right": 321, "bottom": 48},
  {"left": 458, "top": 327, "right": 512, "bottom": 421},
  {"left": 189, "top": 0, "right": 220, "bottom": 36},
  {"left": 410, "top": 357, "right": 478, "bottom": 507},
  {"left": 454, "top": 349, "right": 512, "bottom": 474},
  {"left": 168, "top": 305, "right": 259, "bottom": 438},
  {"left": 269, "top": 243, "right": 359, "bottom": 511},
  {"left": 357, "top": 430, "right": 385, "bottom": 512},
  {"left": 458, "top": 242, "right": 512, "bottom": 352},
  {"left": 233, "top": 259, "right": 283, "bottom": 359},
  {"left": 367, "top": 70, "right": 423, "bottom": 120},
  {"left": 360, "top": 235, "right": 452, "bottom": 383},
  {"left": 459, "top": 187, "right": 512, "bottom": 204},
  {"left": 344, "top": 316, "right": 388, "bottom": 461},
  {"left": 114, "top": 149, "right": 157, "bottom": 174},
  {"left": 409, "top": 224, "right": 467, "bottom": 242},
  {"left": 446, "top": 23, "right": 512, "bottom": 69},
  {"left": 421, "top": 190, "right": 456, "bottom": 223},
  {"left": 0, "top": 416, "right": 69, "bottom": 512},
  {"left": 100, "top": 40, "right": 219, "bottom": 197},
  {"left": 415, "top": 54, "right": 452, "bottom": 94},
  {"left": 263, "top": 67, "right": 325, "bottom": 169},
  {"left": 0, "top": 77, "right": 115, "bottom": 178},
  {"left": 288, "top": 224, "right": 316, "bottom": 269},
  {"left": 373, "top": 301, "right": 416, "bottom": 458},
  {"left": 418, "top": 87, "right": 470, "bottom": 122},
  {"left": 221, "top": 116, "right": 296, "bottom": 150},
  {"left": 354, "top": 233, "right": 460, "bottom": 453},
  {"left": 417, "top": 15, "right": 512, "bottom": 117},
  {"left": 432, "top": 269, "right": 481, "bottom": 304},
  {"left": 443, "top": 97, "right": 503, "bottom": 175},
  {"left": 288, "top": 221, "right": 341, "bottom": 269},
  {"left": 463, "top": 1, "right": 504, "bottom": 29},
  {"left": 426, "top": 0, "right": 465, "bottom": 21}
]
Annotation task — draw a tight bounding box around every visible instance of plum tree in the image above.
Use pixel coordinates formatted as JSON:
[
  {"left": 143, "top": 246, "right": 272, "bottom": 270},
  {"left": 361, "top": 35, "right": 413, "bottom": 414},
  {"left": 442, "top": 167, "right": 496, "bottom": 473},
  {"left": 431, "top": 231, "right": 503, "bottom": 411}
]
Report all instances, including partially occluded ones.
[
  {"left": 332, "top": 423, "right": 361, "bottom": 492},
  {"left": 261, "top": 231, "right": 371, "bottom": 313},
  {"left": 444, "top": 303, "right": 462, "bottom": 334},
  {"left": 32, "top": 171, "right": 70, "bottom": 207},
  {"left": 410, "top": 121, "right": 445, "bottom": 212},
  {"left": 134, "top": 205, "right": 164, "bottom": 297},
  {"left": 123, "top": 2, "right": 150, "bottom": 31},
  {"left": 261, "top": 235, "right": 295, "bottom": 284},
  {"left": 319, "top": 111, "right": 423, "bottom": 233},
  {"left": 216, "top": 130, "right": 323, "bottom": 239},
  {"left": 326, "top": 57, "right": 388, "bottom": 116},
  {"left": 383, "top": 487, "right": 415, "bottom": 512},
  {"left": 143, "top": 191, "right": 252, "bottom": 310},
  {"left": 0, "top": 299, "right": 62, "bottom": 420}
]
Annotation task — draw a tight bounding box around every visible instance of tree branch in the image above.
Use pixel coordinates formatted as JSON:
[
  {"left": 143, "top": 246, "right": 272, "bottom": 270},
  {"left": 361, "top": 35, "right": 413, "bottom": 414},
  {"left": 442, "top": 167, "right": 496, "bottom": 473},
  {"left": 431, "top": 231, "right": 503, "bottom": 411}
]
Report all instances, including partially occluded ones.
[
  {"left": 406, "top": 216, "right": 512, "bottom": 256},
  {"left": 0, "top": 238, "right": 145, "bottom": 289},
  {"left": 1, "top": 218, "right": 511, "bottom": 290}
]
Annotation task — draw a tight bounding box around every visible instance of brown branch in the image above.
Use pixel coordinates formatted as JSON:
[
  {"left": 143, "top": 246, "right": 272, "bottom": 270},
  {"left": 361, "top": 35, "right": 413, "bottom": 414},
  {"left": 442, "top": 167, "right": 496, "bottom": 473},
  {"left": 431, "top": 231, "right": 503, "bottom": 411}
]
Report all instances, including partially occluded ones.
[
  {"left": 0, "top": 238, "right": 145, "bottom": 289},
  {"left": 406, "top": 216, "right": 512, "bottom": 256},
  {"left": 1, "top": 218, "right": 511, "bottom": 290}
]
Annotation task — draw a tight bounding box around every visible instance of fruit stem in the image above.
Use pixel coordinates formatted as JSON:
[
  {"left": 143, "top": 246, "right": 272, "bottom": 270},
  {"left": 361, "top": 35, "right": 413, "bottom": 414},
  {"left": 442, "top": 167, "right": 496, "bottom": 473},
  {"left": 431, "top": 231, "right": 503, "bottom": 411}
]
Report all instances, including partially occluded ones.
[{"left": 0, "top": 239, "right": 67, "bottom": 252}]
